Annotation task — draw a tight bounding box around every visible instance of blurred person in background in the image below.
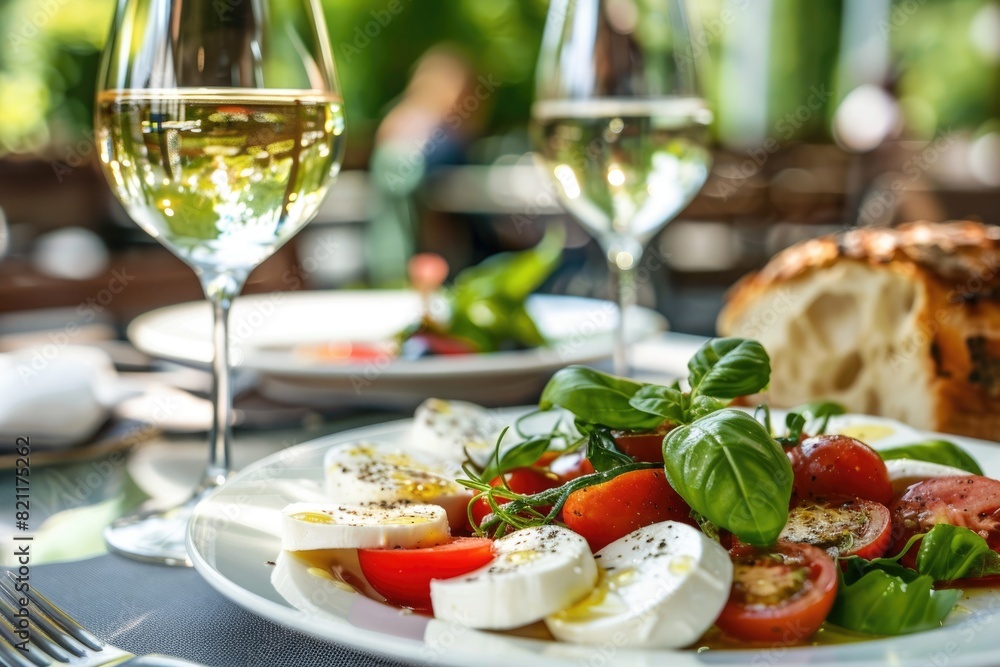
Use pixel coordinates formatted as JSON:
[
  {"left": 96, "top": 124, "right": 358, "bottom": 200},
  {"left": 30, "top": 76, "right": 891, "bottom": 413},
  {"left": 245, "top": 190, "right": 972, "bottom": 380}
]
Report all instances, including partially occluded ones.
[{"left": 367, "top": 45, "right": 491, "bottom": 285}]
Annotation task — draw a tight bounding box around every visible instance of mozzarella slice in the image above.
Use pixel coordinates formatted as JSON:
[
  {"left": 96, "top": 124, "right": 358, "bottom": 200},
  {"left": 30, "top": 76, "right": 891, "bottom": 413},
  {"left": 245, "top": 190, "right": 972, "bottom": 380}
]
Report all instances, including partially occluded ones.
[
  {"left": 281, "top": 502, "right": 449, "bottom": 551},
  {"left": 430, "top": 525, "right": 597, "bottom": 630},
  {"left": 885, "top": 459, "right": 973, "bottom": 497},
  {"left": 545, "top": 521, "right": 732, "bottom": 648},
  {"left": 323, "top": 441, "right": 472, "bottom": 529},
  {"left": 409, "top": 398, "right": 506, "bottom": 466}
]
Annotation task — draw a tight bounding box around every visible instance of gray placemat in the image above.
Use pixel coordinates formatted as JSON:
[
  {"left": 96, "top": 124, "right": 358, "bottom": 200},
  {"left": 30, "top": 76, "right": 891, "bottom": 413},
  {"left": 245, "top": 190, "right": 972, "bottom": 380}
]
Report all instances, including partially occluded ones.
[{"left": 26, "top": 554, "right": 414, "bottom": 667}]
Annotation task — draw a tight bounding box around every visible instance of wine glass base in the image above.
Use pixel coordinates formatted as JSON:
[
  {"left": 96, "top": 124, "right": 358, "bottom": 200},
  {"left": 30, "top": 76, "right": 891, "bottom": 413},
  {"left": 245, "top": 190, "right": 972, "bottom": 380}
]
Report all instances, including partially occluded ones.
[{"left": 103, "top": 488, "right": 215, "bottom": 567}]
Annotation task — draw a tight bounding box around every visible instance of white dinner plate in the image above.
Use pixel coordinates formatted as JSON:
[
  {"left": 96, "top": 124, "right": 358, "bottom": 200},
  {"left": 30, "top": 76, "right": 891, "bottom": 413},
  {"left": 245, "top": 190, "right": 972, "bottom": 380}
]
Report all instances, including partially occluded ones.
[
  {"left": 188, "top": 410, "right": 1000, "bottom": 667},
  {"left": 128, "top": 291, "right": 665, "bottom": 407}
]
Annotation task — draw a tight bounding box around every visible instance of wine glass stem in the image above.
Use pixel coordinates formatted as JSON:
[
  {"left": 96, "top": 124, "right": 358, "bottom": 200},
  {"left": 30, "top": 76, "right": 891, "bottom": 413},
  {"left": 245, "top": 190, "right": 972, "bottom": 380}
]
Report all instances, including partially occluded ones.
[
  {"left": 199, "top": 271, "right": 248, "bottom": 490},
  {"left": 610, "top": 255, "right": 639, "bottom": 377}
]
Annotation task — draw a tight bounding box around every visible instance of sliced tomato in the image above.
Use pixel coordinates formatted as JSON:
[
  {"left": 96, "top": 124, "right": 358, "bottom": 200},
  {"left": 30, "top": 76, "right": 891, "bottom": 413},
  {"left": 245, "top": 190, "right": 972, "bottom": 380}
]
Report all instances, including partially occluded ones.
[
  {"left": 716, "top": 542, "right": 838, "bottom": 643},
  {"left": 788, "top": 435, "right": 893, "bottom": 506},
  {"left": 891, "top": 475, "right": 1000, "bottom": 565},
  {"left": 468, "top": 467, "right": 560, "bottom": 529},
  {"left": 611, "top": 425, "right": 672, "bottom": 464},
  {"left": 358, "top": 537, "right": 494, "bottom": 610},
  {"left": 562, "top": 468, "right": 694, "bottom": 552},
  {"left": 307, "top": 341, "right": 394, "bottom": 362},
  {"left": 777, "top": 496, "right": 891, "bottom": 560}
]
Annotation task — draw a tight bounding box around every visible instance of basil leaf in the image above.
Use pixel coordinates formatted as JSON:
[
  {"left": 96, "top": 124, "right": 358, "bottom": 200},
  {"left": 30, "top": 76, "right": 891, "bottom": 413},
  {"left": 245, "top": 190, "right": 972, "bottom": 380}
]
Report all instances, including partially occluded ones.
[
  {"left": 828, "top": 558, "right": 960, "bottom": 635},
  {"left": 793, "top": 401, "right": 846, "bottom": 434},
  {"left": 628, "top": 384, "right": 685, "bottom": 423},
  {"left": 688, "top": 338, "right": 770, "bottom": 400},
  {"left": 794, "top": 401, "right": 847, "bottom": 422},
  {"left": 879, "top": 440, "right": 984, "bottom": 475},
  {"left": 586, "top": 428, "right": 634, "bottom": 472},
  {"left": 539, "top": 366, "right": 663, "bottom": 430},
  {"left": 452, "top": 225, "right": 564, "bottom": 302},
  {"left": 686, "top": 395, "right": 727, "bottom": 422},
  {"left": 916, "top": 524, "right": 1000, "bottom": 581},
  {"left": 779, "top": 412, "right": 807, "bottom": 446},
  {"left": 573, "top": 419, "right": 597, "bottom": 437},
  {"left": 663, "top": 409, "right": 792, "bottom": 546},
  {"left": 447, "top": 226, "right": 564, "bottom": 352},
  {"left": 479, "top": 435, "right": 552, "bottom": 483}
]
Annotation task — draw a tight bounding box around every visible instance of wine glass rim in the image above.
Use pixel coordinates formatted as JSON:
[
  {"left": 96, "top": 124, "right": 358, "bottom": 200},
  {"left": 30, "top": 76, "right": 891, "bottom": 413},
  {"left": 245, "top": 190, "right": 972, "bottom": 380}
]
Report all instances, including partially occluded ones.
[{"left": 95, "top": 87, "right": 342, "bottom": 99}]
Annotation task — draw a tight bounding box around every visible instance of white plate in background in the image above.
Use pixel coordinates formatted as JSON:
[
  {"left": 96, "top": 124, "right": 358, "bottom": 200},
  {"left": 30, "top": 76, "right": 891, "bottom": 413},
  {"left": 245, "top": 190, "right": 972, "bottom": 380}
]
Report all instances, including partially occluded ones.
[{"left": 128, "top": 291, "right": 666, "bottom": 407}]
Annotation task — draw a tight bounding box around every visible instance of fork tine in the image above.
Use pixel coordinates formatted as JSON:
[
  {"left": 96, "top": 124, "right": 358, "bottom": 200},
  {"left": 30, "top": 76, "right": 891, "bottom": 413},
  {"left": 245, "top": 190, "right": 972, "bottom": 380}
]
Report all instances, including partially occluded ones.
[
  {"left": 0, "top": 581, "right": 75, "bottom": 663},
  {"left": 0, "top": 610, "right": 47, "bottom": 667},
  {"left": 0, "top": 637, "right": 40, "bottom": 667},
  {"left": 2, "top": 574, "right": 101, "bottom": 652}
]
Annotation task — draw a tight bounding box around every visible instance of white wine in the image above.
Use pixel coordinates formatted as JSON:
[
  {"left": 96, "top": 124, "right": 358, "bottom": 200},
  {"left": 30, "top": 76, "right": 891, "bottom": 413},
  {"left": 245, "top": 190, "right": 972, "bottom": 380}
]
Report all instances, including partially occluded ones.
[
  {"left": 534, "top": 98, "right": 711, "bottom": 243},
  {"left": 97, "top": 89, "right": 345, "bottom": 273}
]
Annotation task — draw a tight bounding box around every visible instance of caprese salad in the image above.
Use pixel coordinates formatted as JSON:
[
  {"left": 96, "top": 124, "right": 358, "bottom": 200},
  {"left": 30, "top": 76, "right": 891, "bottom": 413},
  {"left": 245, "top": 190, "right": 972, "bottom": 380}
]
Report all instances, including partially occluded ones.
[{"left": 277, "top": 337, "right": 1000, "bottom": 649}]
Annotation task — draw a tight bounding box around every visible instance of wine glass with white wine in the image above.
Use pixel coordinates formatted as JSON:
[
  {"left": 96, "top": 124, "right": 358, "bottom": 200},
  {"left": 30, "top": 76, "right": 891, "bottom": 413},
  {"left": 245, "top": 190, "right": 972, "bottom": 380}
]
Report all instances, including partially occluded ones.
[
  {"left": 95, "top": 0, "right": 345, "bottom": 565},
  {"left": 534, "top": 0, "right": 711, "bottom": 376}
]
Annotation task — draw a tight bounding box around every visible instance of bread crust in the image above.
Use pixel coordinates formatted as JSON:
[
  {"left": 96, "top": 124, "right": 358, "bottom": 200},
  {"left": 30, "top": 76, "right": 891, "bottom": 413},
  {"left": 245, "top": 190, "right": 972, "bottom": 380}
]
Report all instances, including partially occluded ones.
[{"left": 718, "top": 221, "right": 1000, "bottom": 440}]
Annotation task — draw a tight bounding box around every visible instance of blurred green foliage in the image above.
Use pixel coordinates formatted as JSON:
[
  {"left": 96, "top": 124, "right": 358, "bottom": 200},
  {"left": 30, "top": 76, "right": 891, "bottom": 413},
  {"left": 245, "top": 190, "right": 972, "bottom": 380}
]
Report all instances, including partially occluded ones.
[
  {"left": 326, "top": 0, "right": 549, "bottom": 133},
  {"left": 0, "top": 0, "right": 113, "bottom": 154},
  {"left": 766, "top": 0, "right": 843, "bottom": 139},
  {"left": 890, "top": 0, "right": 1000, "bottom": 136},
  {"left": 0, "top": 0, "right": 998, "bottom": 158}
]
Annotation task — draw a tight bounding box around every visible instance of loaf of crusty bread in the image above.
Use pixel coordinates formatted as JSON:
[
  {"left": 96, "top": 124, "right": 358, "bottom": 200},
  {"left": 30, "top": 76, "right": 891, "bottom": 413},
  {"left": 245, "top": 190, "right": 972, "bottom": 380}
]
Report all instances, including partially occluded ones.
[{"left": 717, "top": 221, "right": 1000, "bottom": 440}]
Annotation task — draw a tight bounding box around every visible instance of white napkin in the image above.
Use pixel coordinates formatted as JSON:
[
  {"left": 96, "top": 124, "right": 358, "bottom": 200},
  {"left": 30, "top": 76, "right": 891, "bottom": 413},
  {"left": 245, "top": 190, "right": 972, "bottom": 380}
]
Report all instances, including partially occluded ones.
[{"left": 0, "top": 346, "right": 117, "bottom": 448}]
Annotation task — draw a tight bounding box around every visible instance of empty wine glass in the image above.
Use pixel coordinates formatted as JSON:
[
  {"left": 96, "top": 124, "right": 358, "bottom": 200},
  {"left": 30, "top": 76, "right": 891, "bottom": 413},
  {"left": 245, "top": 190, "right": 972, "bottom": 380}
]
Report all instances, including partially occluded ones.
[
  {"left": 95, "top": 0, "right": 345, "bottom": 565},
  {"left": 534, "top": 0, "right": 712, "bottom": 376}
]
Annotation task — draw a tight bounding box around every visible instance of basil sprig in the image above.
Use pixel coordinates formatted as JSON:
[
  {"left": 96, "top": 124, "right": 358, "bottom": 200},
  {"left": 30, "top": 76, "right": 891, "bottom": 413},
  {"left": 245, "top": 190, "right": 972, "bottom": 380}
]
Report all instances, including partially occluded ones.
[
  {"left": 487, "top": 337, "right": 794, "bottom": 546},
  {"left": 915, "top": 523, "right": 1000, "bottom": 581},
  {"left": 663, "top": 409, "right": 793, "bottom": 546},
  {"left": 541, "top": 337, "right": 768, "bottom": 432},
  {"left": 540, "top": 337, "right": 793, "bottom": 546},
  {"left": 478, "top": 432, "right": 553, "bottom": 484},
  {"left": 879, "top": 440, "right": 984, "bottom": 475},
  {"left": 828, "top": 557, "right": 960, "bottom": 635}
]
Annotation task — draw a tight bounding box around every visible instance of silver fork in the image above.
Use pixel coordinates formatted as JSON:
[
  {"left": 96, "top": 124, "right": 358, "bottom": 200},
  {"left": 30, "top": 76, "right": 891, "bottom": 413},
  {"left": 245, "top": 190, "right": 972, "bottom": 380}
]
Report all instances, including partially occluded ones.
[{"left": 0, "top": 572, "right": 205, "bottom": 667}]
